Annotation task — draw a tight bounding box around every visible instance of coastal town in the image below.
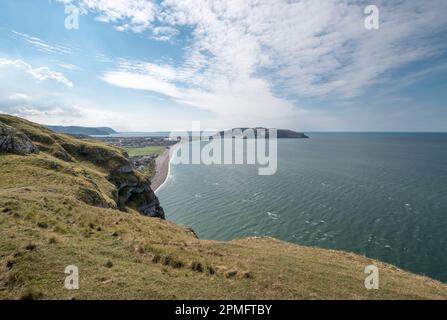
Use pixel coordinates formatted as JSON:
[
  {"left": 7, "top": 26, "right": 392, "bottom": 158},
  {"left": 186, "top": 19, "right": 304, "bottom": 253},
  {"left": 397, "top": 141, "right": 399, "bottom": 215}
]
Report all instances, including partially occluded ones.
[{"left": 95, "top": 136, "right": 179, "bottom": 149}]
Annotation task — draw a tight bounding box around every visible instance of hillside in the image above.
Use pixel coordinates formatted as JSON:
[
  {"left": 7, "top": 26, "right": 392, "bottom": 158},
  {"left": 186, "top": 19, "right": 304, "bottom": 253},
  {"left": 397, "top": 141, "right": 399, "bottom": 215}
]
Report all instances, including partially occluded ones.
[
  {"left": 45, "top": 125, "right": 117, "bottom": 136},
  {"left": 0, "top": 114, "right": 446, "bottom": 300}
]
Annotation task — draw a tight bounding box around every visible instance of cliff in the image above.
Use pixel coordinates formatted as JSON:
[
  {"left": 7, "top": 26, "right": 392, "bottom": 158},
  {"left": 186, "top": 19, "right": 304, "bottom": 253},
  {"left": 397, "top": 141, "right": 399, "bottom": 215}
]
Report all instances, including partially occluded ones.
[{"left": 0, "top": 114, "right": 446, "bottom": 300}]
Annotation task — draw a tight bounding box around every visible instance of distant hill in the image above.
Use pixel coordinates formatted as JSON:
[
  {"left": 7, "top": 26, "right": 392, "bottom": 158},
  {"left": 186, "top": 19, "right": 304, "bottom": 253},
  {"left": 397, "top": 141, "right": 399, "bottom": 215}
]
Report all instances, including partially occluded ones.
[
  {"left": 218, "top": 128, "right": 309, "bottom": 139},
  {"left": 46, "top": 125, "right": 117, "bottom": 136}
]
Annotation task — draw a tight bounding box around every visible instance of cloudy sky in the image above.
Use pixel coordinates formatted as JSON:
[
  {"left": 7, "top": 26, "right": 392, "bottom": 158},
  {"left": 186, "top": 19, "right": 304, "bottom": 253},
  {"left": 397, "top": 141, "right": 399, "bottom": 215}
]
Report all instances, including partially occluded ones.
[{"left": 0, "top": 0, "right": 446, "bottom": 131}]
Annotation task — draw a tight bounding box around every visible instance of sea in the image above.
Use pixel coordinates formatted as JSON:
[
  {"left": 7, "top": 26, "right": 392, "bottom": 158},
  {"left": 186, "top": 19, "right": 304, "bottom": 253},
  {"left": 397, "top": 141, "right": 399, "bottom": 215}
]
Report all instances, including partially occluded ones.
[{"left": 155, "top": 133, "right": 447, "bottom": 283}]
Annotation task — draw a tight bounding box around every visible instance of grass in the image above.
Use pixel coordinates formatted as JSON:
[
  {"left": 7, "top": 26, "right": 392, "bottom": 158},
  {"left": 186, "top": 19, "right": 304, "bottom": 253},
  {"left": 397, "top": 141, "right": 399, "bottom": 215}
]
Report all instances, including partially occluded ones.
[
  {"left": 125, "top": 146, "right": 166, "bottom": 157},
  {"left": 1, "top": 114, "right": 447, "bottom": 300}
]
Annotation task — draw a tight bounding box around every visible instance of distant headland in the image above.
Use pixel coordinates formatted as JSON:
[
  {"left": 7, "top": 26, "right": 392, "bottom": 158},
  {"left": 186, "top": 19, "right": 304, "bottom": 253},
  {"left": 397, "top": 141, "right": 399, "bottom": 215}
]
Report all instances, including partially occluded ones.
[
  {"left": 45, "top": 125, "right": 118, "bottom": 136},
  {"left": 217, "top": 128, "right": 309, "bottom": 139}
]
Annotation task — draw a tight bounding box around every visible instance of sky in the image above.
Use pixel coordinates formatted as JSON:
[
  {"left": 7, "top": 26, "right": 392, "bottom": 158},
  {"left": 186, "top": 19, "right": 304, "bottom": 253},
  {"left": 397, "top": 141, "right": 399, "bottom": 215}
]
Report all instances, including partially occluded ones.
[{"left": 0, "top": 0, "right": 446, "bottom": 132}]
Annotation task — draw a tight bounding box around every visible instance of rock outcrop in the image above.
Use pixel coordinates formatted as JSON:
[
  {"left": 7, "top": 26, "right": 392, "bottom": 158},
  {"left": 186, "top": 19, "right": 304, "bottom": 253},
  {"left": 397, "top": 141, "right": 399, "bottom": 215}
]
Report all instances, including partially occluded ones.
[
  {"left": 0, "top": 121, "right": 39, "bottom": 155},
  {"left": 110, "top": 166, "right": 165, "bottom": 219}
]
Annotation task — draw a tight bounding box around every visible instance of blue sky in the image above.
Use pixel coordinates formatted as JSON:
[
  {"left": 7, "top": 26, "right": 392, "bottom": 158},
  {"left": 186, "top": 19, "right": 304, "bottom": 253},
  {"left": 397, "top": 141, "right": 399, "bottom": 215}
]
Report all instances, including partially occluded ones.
[{"left": 0, "top": 0, "right": 446, "bottom": 132}]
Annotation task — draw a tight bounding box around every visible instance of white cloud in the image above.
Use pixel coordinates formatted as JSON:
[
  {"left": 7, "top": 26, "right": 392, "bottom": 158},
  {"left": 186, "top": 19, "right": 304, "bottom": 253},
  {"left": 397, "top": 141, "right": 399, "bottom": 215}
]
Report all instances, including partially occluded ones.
[
  {"left": 0, "top": 95, "right": 84, "bottom": 123},
  {"left": 0, "top": 58, "right": 73, "bottom": 88},
  {"left": 0, "top": 57, "right": 132, "bottom": 129},
  {"left": 151, "top": 26, "right": 179, "bottom": 41},
  {"left": 155, "top": 0, "right": 447, "bottom": 98},
  {"left": 102, "top": 71, "right": 181, "bottom": 97},
  {"left": 58, "top": 63, "right": 80, "bottom": 71},
  {"left": 8, "top": 93, "right": 30, "bottom": 101},
  {"left": 59, "top": 0, "right": 158, "bottom": 33},
  {"left": 59, "top": 0, "right": 447, "bottom": 122},
  {"left": 0, "top": 93, "right": 127, "bottom": 130},
  {"left": 0, "top": 103, "right": 122, "bottom": 128},
  {"left": 102, "top": 60, "right": 297, "bottom": 118},
  {"left": 11, "top": 31, "right": 73, "bottom": 55}
]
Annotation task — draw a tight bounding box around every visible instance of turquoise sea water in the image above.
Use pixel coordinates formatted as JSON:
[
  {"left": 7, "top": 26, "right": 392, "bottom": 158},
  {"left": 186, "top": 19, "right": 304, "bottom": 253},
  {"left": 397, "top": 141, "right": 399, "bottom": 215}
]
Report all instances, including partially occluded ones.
[{"left": 157, "top": 133, "right": 447, "bottom": 282}]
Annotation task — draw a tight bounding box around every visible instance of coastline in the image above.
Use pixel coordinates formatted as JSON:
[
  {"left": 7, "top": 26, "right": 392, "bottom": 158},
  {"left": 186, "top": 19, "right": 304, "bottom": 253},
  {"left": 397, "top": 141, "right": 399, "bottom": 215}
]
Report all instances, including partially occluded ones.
[{"left": 152, "top": 143, "right": 178, "bottom": 193}]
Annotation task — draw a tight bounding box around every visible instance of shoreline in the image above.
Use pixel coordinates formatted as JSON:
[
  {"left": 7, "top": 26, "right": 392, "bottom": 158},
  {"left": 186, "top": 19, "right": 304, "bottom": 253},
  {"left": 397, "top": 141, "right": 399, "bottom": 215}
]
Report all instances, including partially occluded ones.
[{"left": 152, "top": 143, "right": 178, "bottom": 193}]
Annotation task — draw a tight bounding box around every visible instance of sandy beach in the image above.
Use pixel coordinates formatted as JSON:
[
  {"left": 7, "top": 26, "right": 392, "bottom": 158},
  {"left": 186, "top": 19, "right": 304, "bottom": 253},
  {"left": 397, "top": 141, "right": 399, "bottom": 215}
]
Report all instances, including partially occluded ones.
[{"left": 151, "top": 144, "right": 177, "bottom": 192}]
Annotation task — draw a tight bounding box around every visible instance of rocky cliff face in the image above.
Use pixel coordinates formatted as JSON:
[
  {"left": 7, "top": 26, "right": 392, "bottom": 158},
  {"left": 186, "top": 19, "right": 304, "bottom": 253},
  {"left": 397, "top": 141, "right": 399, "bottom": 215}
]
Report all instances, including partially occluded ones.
[
  {"left": 0, "top": 114, "right": 164, "bottom": 219},
  {"left": 0, "top": 121, "right": 39, "bottom": 155},
  {"left": 109, "top": 165, "right": 165, "bottom": 219}
]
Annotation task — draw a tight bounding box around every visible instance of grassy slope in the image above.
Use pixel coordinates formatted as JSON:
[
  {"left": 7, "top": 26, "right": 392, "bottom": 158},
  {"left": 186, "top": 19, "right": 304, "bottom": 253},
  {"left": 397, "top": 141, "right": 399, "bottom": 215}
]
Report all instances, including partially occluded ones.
[
  {"left": 0, "top": 115, "right": 446, "bottom": 300},
  {"left": 126, "top": 146, "right": 166, "bottom": 157}
]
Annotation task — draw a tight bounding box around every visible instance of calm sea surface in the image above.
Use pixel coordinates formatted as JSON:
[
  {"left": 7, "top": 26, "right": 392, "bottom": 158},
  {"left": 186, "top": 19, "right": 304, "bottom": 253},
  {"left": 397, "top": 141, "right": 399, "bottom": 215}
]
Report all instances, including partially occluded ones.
[{"left": 157, "top": 133, "right": 447, "bottom": 282}]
